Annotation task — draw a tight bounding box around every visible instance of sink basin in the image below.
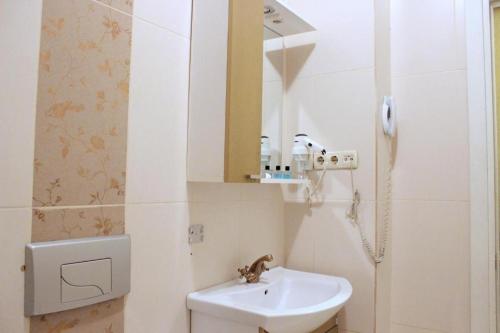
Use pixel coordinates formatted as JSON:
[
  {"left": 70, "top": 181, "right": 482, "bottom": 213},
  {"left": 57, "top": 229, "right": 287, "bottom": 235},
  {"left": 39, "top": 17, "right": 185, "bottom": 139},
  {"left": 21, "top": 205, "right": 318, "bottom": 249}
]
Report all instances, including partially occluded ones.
[{"left": 187, "top": 267, "right": 352, "bottom": 333}]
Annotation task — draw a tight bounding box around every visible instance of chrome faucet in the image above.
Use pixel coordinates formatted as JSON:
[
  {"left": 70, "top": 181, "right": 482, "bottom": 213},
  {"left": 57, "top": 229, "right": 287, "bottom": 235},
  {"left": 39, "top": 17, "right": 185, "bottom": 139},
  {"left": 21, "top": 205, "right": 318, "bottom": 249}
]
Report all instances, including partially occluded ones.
[{"left": 238, "top": 254, "right": 274, "bottom": 283}]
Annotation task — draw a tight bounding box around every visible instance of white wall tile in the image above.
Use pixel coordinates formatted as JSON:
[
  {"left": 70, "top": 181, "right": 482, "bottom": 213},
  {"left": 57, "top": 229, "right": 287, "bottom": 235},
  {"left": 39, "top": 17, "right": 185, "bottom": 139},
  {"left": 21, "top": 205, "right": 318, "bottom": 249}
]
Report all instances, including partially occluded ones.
[
  {"left": 238, "top": 201, "right": 285, "bottom": 268},
  {"left": 187, "top": 0, "right": 229, "bottom": 182},
  {"left": 391, "top": 201, "right": 470, "bottom": 333},
  {"left": 282, "top": 2, "right": 379, "bottom": 331},
  {"left": 0, "top": 209, "right": 31, "bottom": 333},
  {"left": 187, "top": 183, "right": 244, "bottom": 203},
  {"left": 133, "top": 0, "right": 192, "bottom": 38},
  {"left": 127, "top": 17, "right": 190, "bottom": 204},
  {"left": 0, "top": 0, "right": 41, "bottom": 208},
  {"left": 284, "top": 203, "right": 315, "bottom": 272},
  {"left": 389, "top": 1, "right": 470, "bottom": 332},
  {"left": 284, "top": 0, "right": 375, "bottom": 78},
  {"left": 283, "top": 70, "right": 377, "bottom": 202},
  {"left": 312, "top": 201, "right": 376, "bottom": 333},
  {"left": 285, "top": 201, "right": 376, "bottom": 333},
  {"left": 262, "top": 81, "right": 284, "bottom": 167},
  {"left": 391, "top": 323, "right": 443, "bottom": 333},
  {"left": 125, "top": 200, "right": 287, "bottom": 331},
  {"left": 189, "top": 201, "right": 240, "bottom": 290},
  {"left": 391, "top": 0, "right": 466, "bottom": 76},
  {"left": 392, "top": 71, "right": 469, "bottom": 201},
  {"left": 186, "top": 183, "right": 284, "bottom": 204},
  {"left": 239, "top": 183, "right": 285, "bottom": 203},
  {"left": 125, "top": 203, "right": 192, "bottom": 333},
  {"left": 263, "top": 39, "right": 285, "bottom": 83}
]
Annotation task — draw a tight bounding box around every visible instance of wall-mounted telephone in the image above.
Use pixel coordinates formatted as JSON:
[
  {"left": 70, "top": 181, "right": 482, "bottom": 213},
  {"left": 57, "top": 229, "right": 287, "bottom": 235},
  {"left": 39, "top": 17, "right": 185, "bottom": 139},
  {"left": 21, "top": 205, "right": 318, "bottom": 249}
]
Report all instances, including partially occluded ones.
[{"left": 382, "top": 96, "right": 396, "bottom": 138}]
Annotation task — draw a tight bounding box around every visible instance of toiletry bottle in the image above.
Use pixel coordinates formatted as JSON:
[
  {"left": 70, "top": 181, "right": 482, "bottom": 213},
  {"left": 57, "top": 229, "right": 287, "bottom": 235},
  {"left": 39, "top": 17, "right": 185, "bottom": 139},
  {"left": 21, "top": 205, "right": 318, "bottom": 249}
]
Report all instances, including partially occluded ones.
[
  {"left": 283, "top": 166, "right": 292, "bottom": 179},
  {"left": 261, "top": 164, "right": 270, "bottom": 178},
  {"left": 260, "top": 136, "right": 271, "bottom": 177},
  {"left": 273, "top": 165, "right": 282, "bottom": 179},
  {"left": 264, "top": 165, "right": 272, "bottom": 179}
]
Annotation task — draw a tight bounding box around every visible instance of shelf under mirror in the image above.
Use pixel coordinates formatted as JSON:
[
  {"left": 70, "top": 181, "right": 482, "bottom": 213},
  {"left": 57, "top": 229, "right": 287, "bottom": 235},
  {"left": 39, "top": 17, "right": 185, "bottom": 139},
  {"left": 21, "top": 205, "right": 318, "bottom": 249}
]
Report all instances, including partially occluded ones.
[{"left": 249, "top": 175, "right": 309, "bottom": 184}]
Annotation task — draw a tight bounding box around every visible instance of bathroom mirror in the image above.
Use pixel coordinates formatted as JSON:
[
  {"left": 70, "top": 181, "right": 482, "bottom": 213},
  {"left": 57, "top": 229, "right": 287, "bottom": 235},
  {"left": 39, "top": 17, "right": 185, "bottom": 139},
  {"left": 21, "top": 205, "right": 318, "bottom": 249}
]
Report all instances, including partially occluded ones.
[
  {"left": 188, "top": 0, "right": 314, "bottom": 183},
  {"left": 261, "top": 28, "right": 285, "bottom": 169}
]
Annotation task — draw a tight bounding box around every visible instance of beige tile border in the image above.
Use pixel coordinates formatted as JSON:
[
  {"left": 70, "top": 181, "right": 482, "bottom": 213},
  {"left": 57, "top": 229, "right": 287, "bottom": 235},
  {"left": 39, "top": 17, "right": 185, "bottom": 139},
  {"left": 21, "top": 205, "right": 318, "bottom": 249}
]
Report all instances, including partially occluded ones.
[
  {"left": 32, "top": 205, "right": 125, "bottom": 242},
  {"left": 95, "top": 0, "right": 133, "bottom": 15}
]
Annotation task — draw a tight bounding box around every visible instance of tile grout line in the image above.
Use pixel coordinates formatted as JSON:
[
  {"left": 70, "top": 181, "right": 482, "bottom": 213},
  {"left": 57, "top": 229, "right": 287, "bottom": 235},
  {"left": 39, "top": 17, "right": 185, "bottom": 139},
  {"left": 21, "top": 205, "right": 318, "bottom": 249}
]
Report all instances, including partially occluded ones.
[
  {"left": 292, "top": 66, "right": 376, "bottom": 81},
  {"left": 0, "top": 198, "right": 469, "bottom": 211},
  {"left": 32, "top": 203, "right": 127, "bottom": 211},
  {"left": 89, "top": 0, "right": 191, "bottom": 40},
  {"left": 392, "top": 198, "right": 470, "bottom": 203},
  {"left": 392, "top": 68, "right": 467, "bottom": 79},
  {"left": 391, "top": 321, "right": 447, "bottom": 333}
]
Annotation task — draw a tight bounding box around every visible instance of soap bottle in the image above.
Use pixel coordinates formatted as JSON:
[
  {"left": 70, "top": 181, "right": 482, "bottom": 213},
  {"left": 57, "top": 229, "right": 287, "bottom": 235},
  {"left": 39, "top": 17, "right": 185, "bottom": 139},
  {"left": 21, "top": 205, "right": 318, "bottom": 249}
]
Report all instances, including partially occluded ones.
[
  {"left": 283, "top": 166, "right": 292, "bottom": 179},
  {"left": 264, "top": 165, "right": 272, "bottom": 179},
  {"left": 273, "top": 165, "right": 282, "bottom": 179},
  {"left": 261, "top": 164, "right": 270, "bottom": 178}
]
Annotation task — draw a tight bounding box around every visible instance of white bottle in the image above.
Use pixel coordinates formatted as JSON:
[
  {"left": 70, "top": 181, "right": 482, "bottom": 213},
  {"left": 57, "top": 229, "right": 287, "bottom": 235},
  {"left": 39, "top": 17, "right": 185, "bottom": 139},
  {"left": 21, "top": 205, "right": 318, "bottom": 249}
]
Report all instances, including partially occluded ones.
[{"left": 261, "top": 136, "right": 271, "bottom": 177}]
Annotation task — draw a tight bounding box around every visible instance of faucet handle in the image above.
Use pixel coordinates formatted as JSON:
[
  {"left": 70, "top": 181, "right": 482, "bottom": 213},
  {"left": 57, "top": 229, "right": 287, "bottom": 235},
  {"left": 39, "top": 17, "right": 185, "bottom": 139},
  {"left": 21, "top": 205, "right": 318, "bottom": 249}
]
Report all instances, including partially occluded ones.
[{"left": 238, "top": 265, "right": 250, "bottom": 279}]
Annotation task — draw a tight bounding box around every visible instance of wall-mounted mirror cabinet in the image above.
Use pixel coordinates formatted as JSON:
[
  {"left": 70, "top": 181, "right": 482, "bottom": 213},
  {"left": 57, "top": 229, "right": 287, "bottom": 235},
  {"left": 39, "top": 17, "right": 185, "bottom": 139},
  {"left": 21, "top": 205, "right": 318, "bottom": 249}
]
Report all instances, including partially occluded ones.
[{"left": 188, "top": 0, "right": 315, "bottom": 183}]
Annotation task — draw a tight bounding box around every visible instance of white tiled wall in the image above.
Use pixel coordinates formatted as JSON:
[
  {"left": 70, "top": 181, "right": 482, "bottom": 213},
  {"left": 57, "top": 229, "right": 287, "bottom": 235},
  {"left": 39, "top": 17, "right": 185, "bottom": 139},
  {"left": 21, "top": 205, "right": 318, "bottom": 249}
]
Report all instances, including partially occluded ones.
[
  {"left": 391, "top": 0, "right": 466, "bottom": 77},
  {"left": 282, "top": 1, "right": 377, "bottom": 332},
  {"left": 391, "top": 71, "right": 469, "bottom": 202},
  {"left": 0, "top": 2, "right": 41, "bottom": 332},
  {"left": 0, "top": 0, "right": 41, "bottom": 208},
  {"left": 125, "top": 203, "right": 192, "bottom": 333},
  {"left": 391, "top": 202, "right": 469, "bottom": 333},
  {"left": 286, "top": 201, "right": 376, "bottom": 333},
  {"left": 125, "top": 1, "right": 286, "bottom": 332},
  {"left": 133, "top": 0, "right": 192, "bottom": 38},
  {"left": 0, "top": 1, "right": 472, "bottom": 333},
  {"left": 282, "top": 0, "right": 375, "bottom": 78},
  {"left": 0, "top": 209, "right": 32, "bottom": 333},
  {"left": 262, "top": 37, "right": 285, "bottom": 167},
  {"left": 124, "top": 194, "right": 285, "bottom": 333},
  {"left": 284, "top": 0, "right": 471, "bottom": 332},
  {"left": 127, "top": 16, "right": 191, "bottom": 204},
  {"left": 389, "top": 0, "right": 470, "bottom": 332}
]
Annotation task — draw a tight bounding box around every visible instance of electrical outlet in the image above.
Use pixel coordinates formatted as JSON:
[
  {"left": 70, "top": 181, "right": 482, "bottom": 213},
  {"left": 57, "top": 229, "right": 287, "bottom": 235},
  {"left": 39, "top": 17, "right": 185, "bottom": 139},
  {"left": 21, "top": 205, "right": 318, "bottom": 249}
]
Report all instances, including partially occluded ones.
[{"left": 313, "top": 151, "right": 358, "bottom": 170}]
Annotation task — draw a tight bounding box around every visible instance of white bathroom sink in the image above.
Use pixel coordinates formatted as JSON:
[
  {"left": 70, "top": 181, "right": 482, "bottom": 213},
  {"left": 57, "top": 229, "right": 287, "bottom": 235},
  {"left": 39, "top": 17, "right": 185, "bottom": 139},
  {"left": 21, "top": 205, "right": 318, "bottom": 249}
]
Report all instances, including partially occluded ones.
[{"left": 187, "top": 267, "right": 352, "bottom": 333}]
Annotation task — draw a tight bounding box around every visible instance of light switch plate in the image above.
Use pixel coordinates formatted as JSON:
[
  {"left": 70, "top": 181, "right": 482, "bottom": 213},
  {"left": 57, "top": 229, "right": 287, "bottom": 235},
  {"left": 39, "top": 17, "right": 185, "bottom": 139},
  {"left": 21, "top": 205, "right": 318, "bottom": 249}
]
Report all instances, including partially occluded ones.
[
  {"left": 189, "top": 224, "right": 204, "bottom": 244},
  {"left": 313, "top": 151, "right": 358, "bottom": 170}
]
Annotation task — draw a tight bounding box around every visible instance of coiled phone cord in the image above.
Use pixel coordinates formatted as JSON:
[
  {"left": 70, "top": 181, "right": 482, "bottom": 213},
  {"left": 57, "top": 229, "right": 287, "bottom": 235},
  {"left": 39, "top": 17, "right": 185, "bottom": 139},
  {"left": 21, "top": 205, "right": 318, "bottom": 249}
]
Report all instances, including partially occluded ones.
[
  {"left": 305, "top": 164, "right": 327, "bottom": 208},
  {"left": 347, "top": 144, "right": 392, "bottom": 265}
]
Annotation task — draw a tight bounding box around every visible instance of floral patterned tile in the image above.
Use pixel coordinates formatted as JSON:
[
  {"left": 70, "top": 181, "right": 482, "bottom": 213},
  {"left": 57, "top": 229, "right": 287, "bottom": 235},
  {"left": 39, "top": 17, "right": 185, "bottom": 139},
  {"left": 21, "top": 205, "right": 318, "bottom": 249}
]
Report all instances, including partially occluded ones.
[
  {"left": 33, "top": 0, "right": 132, "bottom": 207},
  {"left": 32, "top": 205, "right": 124, "bottom": 242},
  {"left": 30, "top": 298, "right": 124, "bottom": 333},
  {"left": 95, "top": 0, "right": 134, "bottom": 15}
]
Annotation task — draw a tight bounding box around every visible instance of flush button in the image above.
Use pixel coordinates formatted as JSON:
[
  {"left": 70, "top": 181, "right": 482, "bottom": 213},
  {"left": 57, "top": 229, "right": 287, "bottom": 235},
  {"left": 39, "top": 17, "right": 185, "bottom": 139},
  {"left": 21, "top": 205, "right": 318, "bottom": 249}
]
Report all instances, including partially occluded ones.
[
  {"left": 25, "top": 235, "right": 130, "bottom": 316},
  {"left": 61, "top": 258, "right": 112, "bottom": 303}
]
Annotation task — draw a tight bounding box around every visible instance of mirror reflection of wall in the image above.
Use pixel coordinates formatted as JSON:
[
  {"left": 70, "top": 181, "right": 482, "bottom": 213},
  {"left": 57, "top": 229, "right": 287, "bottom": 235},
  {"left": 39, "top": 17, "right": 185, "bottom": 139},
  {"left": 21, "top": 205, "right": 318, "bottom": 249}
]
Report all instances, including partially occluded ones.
[
  {"left": 262, "top": 27, "right": 285, "bottom": 170},
  {"left": 491, "top": 6, "right": 500, "bottom": 331}
]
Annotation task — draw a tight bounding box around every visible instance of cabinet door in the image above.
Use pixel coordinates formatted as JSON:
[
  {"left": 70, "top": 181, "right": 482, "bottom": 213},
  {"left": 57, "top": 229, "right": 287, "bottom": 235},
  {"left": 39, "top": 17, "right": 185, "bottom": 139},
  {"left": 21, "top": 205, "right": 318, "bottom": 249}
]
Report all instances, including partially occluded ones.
[
  {"left": 224, "top": 0, "right": 264, "bottom": 182},
  {"left": 188, "top": 0, "right": 264, "bottom": 183}
]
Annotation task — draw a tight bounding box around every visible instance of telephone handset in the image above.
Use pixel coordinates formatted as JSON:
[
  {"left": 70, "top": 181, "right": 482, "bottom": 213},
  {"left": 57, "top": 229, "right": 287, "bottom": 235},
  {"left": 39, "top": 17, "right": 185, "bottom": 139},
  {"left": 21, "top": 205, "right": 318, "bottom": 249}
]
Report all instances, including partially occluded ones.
[{"left": 382, "top": 96, "right": 396, "bottom": 138}]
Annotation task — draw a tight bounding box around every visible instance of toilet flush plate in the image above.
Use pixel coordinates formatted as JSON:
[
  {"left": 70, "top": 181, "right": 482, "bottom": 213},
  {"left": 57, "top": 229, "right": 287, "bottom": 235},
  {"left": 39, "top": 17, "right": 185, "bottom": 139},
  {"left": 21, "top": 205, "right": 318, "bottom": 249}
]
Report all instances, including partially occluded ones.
[
  {"left": 25, "top": 235, "right": 130, "bottom": 316},
  {"left": 61, "top": 258, "right": 112, "bottom": 303}
]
